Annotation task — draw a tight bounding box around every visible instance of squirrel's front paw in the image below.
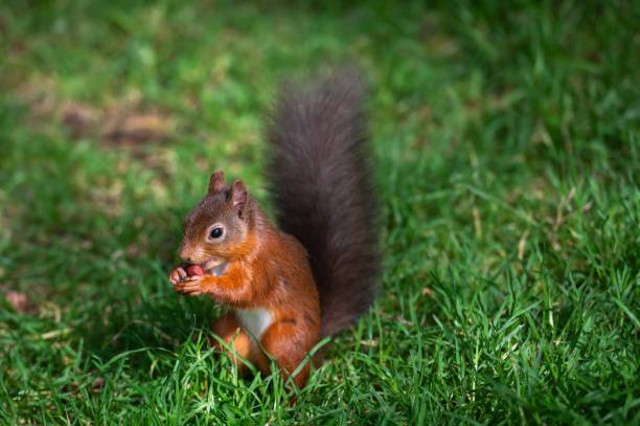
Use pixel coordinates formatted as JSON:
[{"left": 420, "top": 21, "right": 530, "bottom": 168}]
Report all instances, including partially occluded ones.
[
  {"left": 174, "top": 275, "right": 205, "bottom": 296},
  {"left": 169, "top": 267, "right": 187, "bottom": 286}
]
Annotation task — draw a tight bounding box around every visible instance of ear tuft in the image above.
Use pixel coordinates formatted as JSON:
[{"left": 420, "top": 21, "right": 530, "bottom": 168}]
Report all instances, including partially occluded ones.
[
  {"left": 229, "top": 180, "right": 249, "bottom": 217},
  {"left": 208, "top": 170, "right": 226, "bottom": 194}
]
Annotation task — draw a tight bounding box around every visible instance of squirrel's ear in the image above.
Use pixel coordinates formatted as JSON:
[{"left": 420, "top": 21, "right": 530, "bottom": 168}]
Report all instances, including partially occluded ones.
[
  {"left": 208, "top": 170, "right": 226, "bottom": 194},
  {"left": 229, "top": 180, "right": 249, "bottom": 218}
]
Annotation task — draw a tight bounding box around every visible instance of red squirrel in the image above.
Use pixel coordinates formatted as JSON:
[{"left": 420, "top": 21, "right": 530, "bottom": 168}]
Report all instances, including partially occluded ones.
[{"left": 168, "top": 72, "right": 380, "bottom": 388}]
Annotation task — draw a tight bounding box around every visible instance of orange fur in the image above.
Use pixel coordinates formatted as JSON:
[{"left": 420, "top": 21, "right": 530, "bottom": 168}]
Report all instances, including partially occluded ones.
[
  {"left": 210, "top": 312, "right": 252, "bottom": 369},
  {"left": 171, "top": 207, "right": 321, "bottom": 388}
]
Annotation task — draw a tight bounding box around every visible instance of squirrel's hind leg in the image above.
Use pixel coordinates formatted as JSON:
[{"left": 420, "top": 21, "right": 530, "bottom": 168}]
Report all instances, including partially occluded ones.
[
  {"left": 256, "top": 322, "right": 319, "bottom": 388},
  {"left": 210, "top": 312, "right": 253, "bottom": 370}
]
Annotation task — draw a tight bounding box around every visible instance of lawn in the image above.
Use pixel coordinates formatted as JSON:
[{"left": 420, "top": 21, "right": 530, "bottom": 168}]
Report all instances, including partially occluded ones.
[{"left": 1, "top": 0, "right": 640, "bottom": 424}]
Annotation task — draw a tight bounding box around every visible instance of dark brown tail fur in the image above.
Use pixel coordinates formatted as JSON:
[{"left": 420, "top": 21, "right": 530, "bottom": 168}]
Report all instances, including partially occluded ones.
[{"left": 265, "top": 71, "right": 380, "bottom": 337}]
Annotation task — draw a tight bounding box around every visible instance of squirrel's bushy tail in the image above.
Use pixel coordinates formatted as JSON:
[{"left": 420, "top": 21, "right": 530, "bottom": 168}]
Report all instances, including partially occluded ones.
[{"left": 266, "top": 71, "right": 380, "bottom": 337}]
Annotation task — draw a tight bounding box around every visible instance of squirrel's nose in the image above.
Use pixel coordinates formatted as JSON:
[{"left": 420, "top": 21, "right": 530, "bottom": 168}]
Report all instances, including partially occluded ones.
[{"left": 178, "top": 247, "right": 192, "bottom": 263}]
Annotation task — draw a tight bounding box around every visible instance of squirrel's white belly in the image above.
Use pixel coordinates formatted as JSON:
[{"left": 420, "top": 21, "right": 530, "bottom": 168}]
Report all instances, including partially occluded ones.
[{"left": 235, "top": 308, "right": 273, "bottom": 340}]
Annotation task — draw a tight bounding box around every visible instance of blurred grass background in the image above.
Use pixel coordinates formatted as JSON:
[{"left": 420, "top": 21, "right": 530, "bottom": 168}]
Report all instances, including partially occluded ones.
[{"left": 1, "top": 0, "right": 639, "bottom": 423}]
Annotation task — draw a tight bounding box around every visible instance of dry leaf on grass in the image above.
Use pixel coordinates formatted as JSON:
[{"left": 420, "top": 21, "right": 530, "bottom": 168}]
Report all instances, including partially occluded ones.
[
  {"left": 422, "top": 287, "right": 434, "bottom": 297},
  {"left": 61, "top": 102, "right": 99, "bottom": 139},
  {"left": 101, "top": 111, "right": 173, "bottom": 145},
  {"left": 5, "top": 290, "right": 30, "bottom": 314}
]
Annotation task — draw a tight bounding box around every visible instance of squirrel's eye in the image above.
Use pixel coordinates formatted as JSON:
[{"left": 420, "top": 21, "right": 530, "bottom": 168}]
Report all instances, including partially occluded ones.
[{"left": 209, "top": 227, "right": 224, "bottom": 239}]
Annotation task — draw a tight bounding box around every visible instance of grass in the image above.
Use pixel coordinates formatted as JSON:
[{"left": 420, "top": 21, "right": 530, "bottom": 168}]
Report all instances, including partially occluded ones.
[{"left": 1, "top": 0, "right": 640, "bottom": 423}]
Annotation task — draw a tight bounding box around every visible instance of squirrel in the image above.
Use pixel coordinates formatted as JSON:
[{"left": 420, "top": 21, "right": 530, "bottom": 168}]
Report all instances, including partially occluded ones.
[{"left": 168, "top": 72, "right": 380, "bottom": 388}]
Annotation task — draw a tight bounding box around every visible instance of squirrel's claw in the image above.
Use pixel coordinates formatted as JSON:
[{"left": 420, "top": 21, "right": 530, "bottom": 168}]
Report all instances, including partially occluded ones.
[
  {"left": 169, "top": 267, "right": 187, "bottom": 286},
  {"left": 174, "top": 275, "right": 205, "bottom": 296},
  {"left": 183, "top": 275, "right": 203, "bottom": 283}
]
